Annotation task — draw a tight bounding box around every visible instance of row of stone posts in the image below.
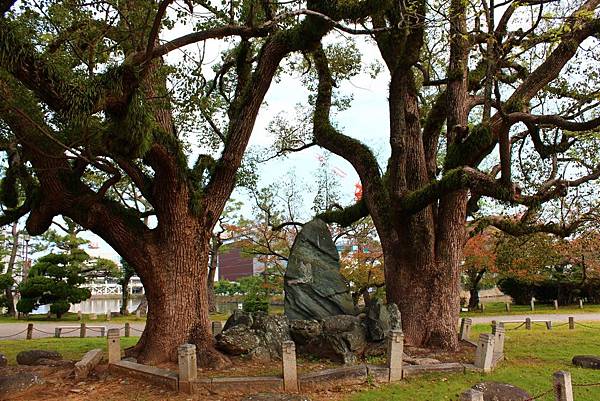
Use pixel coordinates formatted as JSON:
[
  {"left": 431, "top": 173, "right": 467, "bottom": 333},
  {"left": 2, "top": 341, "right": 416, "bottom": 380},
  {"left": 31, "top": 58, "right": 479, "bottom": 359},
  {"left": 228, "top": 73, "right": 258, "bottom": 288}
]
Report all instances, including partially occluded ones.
[
  {"left": 479, "top": 299, "right": 585, "bottom": 312},
  {"left": 460, "top": 317, "right": 577, "bottom": 339},
  {"left": 460, "top": 371, "right": 573, "bottom": 401},
  {"left": 460, "top": 319, "right": 504, "bottom": 372},
  {"left": 172, "top": 328, "right": 407, "bottom": 394},
  {"left": 531, "top": 298, "right": 584, "bottom": 311}
]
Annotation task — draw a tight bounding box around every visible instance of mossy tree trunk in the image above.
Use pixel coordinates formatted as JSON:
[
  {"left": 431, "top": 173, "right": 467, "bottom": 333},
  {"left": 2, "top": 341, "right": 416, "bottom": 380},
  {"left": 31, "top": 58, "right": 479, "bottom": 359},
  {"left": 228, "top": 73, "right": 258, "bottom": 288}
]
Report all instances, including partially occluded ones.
[
  {"left": 0, "top": 1, "right": 386, "bottom": 362},
  {"left": 314, "top": 0, "right": 600, "bottom": 351}
]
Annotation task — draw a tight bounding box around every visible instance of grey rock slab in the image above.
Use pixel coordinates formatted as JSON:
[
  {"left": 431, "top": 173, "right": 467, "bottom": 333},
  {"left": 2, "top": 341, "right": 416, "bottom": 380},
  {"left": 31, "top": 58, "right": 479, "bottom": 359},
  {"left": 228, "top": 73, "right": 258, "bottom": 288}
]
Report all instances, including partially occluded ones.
[
  {"left": 366, "top": 299, "right": 402, "bottom": 341},
  {"left": 16, "top": 350, "right": 62, "bottom": 366},
  {"left": 572, "top": 355, "right": 600, "bottom": 369},
  {"left": 289, "top": 319, "right": 321, "bottom": 346},
  {"left": 403, "top": 356, "right": 441, "bottom": 365},
  {"left": 471, "top": 382, "right": 531, "bottom": 401},
  {"left": 217, "top": 312, "right": 291, "bottom": 360},
  {"left": 216, "top": 325, "right": 261, "bottom": 356},
  {"left": 223, "top": 310, "right": 254, "bottom": 332},
  {"left": 284, "top": 219, "right": 355, "bottom": 320},
  {"left": 0, "top": 372, "right": 44, "bottom": 397},
  {"left": 302, "top": 316, "right": 368, "bottom": 364}
]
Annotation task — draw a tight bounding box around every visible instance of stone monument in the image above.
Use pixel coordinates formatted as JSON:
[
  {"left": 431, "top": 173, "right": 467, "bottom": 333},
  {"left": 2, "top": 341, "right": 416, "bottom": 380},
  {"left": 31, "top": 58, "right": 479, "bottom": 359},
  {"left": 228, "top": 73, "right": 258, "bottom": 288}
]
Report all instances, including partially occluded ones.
[{"left": 284, "top": 218, "right": 355, "bottom": 320}]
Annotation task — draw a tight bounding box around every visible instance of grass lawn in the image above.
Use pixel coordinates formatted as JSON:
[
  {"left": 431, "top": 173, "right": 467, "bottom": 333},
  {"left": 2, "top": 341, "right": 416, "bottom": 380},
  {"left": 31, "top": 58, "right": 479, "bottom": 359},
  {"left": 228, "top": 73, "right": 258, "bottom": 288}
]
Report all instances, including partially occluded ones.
[
  {"left": 351, "top": 323, "right": 600, "bottom": 401},
  {"left": 3, "top": 320, "right": 599, "bottom": 400},
  {"left": 0, "top": 336, "right": 139, "bottom": 364},
  {"left": 460, "top": 301, "right": 600, "bottom": 317}
]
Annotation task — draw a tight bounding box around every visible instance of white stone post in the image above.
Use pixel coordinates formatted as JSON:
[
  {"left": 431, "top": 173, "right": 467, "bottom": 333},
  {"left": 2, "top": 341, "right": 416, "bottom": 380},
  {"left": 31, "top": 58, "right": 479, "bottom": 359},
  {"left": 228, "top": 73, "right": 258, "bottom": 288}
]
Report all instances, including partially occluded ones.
[
  {"left": 505, "top": 303, "right": 510, "bottom": 312},
  {"left": 107, "top": 328, "right": 121, "bottom": 364},
  {"left": 553, "top": 371, "right": 573, "bottom": 401},
  {"left": 106, "top": 311, "right": 111, "bottom": 321},
  {"left": 554, "top": 300, "right": 559, "bottom": 310},
  {"left": 460, "top": 389, "right": 484, "bottom": 401},
  {"left": 77, "top": 311, "right": 82, "bottom": 320},
  {"left": 387, "top": 329, "right": 404, "bottom": 382},
  {"left": 530, "top": 297, "right": 535, "bottom": 311},
  {"left": 90, "top": 313, "right": 97, "bottom": 320},
  {"left": 475, "top": 334, "right": 495, "bottom": 372},
  {"left": 579, "top": 299, "right": 583, "bottom": 309},
  {"left": 178, "top": 344, "right": 197, "bottom": 394},
  {"left": 212, "top": 321, "right": 223, "bottom": 336},
  {"left": 492, "top": 324, "right": 505, "bottom": 355},
  {"left": 282, "top": 340, "right": 298, "bottom": 392},
  {"left": 460, "top": 318, "right": 472, "bottom": 341}
]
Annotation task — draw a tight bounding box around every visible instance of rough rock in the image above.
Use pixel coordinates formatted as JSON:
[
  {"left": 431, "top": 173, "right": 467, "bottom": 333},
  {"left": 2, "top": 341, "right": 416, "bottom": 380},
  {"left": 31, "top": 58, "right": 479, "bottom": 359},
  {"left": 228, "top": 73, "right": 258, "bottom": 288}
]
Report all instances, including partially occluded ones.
[
  {"left": 16, "top": 350, "right": 62, "bottom": 366},
  {"left": 217, "top": 312, "right": 291, "bottom": 360},
  {"left": 573, "top": 355, "right": 600, "bottom": 369},
  {"left": 216, "top": 325, "right": 262, "bottom": 356},
  {"left": 0, "top": 372, "right": 44, "bottom": 397},
  {"left": 303, "top": 315, "right": 368, "bottom": 364},
  {"left": 0, "top": 354, "right": 6, "bottom": 368},
  {"left": 242, "top": 394, "right": 311, "bottom": 401},
  {"left": 289, "top": 320, "right": 321, "bottom": 345},
  {"left": 223, "top": 310, "right": 254, "bottom": 332},
  {"left": 284, "top": 219, "right": 355, "bottom": 320},
  {"left": 471, "top": 382, "right": 531, "bottom": 401},
  {"left": 365, "top": 299, "right": 402, "bottom": 341}
]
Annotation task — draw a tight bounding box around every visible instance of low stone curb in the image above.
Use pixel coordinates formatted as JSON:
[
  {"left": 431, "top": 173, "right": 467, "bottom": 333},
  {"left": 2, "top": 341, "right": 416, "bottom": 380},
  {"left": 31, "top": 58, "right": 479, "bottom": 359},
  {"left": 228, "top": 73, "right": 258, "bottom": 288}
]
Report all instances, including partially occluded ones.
[{"left": 109, "top": 360, "right": 178, "bottom": 391}]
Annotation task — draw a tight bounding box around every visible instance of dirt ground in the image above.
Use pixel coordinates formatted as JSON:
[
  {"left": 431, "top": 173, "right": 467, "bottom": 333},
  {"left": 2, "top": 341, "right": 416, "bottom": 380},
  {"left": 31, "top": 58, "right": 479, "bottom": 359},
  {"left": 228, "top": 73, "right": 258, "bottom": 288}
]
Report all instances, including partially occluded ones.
[{"left": 2, "top": 345, "right": 475, "bottom": 401}]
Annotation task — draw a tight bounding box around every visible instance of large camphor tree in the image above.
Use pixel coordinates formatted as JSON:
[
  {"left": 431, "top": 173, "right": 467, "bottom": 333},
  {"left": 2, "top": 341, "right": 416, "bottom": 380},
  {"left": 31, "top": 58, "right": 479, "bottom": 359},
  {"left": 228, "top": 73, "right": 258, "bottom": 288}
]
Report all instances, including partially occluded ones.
[
  {"left": 303, "top": 0, "right": 600, "bottom": 350},
  {"left": 0, "top": 0, "right": 388, "bottom": 364}
]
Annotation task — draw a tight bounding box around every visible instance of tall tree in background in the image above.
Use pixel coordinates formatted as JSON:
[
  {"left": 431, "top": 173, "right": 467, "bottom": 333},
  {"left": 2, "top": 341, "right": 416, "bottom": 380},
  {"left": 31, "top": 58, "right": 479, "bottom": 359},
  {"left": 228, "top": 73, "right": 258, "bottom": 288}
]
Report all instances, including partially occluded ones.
[
  {"left": 272, "top": 0, "right": 600, "bottom": 350},
  {"left": 118, "top": 258, "right": 135, "bottom": 315},
  {"left": 462, "top": 230, "right": 497, "bottom": 310},
  {"left": 0, "top": 1, "right": 386, "bottom": 363},
  {"left": 339, "top": 217, "right": 384, "bottom": 307},
  {"left": 1, "top": 222, "right": 18, "bottom": 316}
]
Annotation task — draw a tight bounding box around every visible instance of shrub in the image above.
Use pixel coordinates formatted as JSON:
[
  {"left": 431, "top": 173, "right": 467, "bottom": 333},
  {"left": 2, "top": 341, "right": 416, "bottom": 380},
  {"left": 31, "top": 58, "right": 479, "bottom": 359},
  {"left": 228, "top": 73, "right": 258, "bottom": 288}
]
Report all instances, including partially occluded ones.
[{"left": 242, "top": 291, "right": 269, "bottom": 313}]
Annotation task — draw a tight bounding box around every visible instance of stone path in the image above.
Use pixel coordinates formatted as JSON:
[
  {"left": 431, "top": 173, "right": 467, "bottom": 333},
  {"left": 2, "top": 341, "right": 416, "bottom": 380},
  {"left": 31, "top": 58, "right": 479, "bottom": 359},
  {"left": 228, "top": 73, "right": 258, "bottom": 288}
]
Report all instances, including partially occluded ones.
[
  {"left": 0, "top": 322, "right": 146, "bottom": 340},
  {"left": 468, "top": 312, "right": 600, "bottom": 324},
  {"left": 1, "top": 313, "right": 600, "bottom": 340}
]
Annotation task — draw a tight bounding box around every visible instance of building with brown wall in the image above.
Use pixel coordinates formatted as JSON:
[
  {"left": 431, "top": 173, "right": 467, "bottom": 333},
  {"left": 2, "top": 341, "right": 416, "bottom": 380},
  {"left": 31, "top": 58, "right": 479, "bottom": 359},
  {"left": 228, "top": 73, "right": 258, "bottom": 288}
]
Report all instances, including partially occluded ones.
[{"left": 217, "top": 242, "right": 265, "bottom": 281}]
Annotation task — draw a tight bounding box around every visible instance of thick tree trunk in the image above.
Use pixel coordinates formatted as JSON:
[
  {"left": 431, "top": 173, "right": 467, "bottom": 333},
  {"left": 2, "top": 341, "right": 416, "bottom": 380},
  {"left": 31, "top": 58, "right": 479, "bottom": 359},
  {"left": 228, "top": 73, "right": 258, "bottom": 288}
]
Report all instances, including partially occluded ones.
[
  {"left": 467, "top": 269, "right": 486, "bottom": 310},
  {"left": 124, "top": 220, "right": 228, "bottom": 368},
  {"left": 468, "top": 288, "right": 480, "bottom": 310},
  {"left": 385, "top": 246, "right": 460, "bottom": 350},
  {"left": 120, "top": 279, "right": 130, "bottom": 315}
]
